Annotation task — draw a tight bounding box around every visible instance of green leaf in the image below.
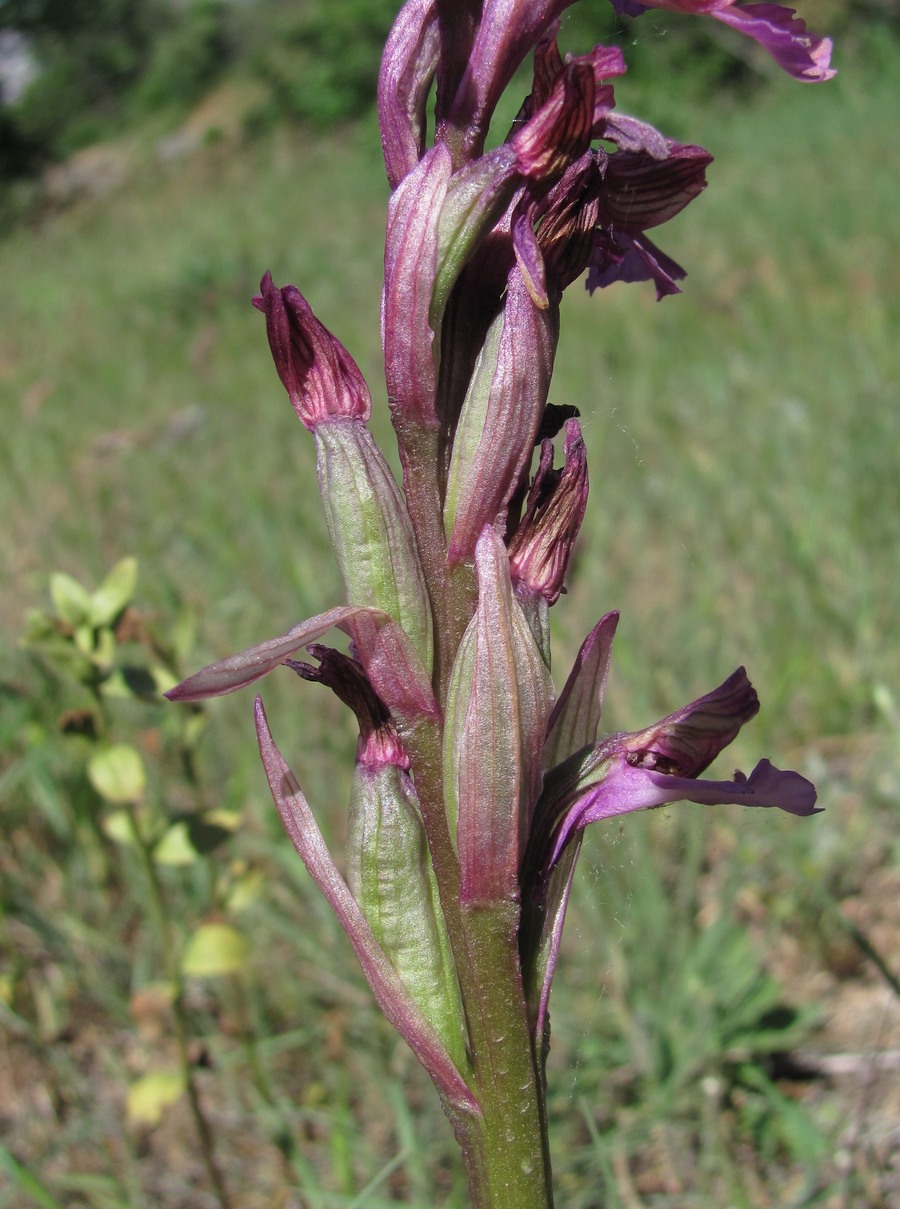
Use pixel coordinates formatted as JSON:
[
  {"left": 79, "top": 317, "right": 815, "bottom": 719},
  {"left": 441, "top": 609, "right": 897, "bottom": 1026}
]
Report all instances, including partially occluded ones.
[
  {"left": 181, "top": 923, "right": 248, "bottom": 977},
  {"left": 225, "top": 868, "right": 265, "bottom": 913},
  {"left": 102, "top": 812, "right": 133, "bottom": 841},
  {"left": 126, "top": 1070, "right": 185, "bottom": 1127},
  {"left": 102, "top": 810, "right": 137, "bottom": 846},
  {"left": 149, "top": 663, "right": 179, "bottom": 696},
  {"left": 0, "top": 1142, "right": 65, "bottom": 1209},
  {"left": 49, "top": 571, "right": 92, "bottom": 626},
  {"left": 183, "top": 712, "right": 208, "bottom": 749},
  {"left": 169, "top": 607, "right": 198, "bottom": 664},
  {"left": 153, "top": 822, "right": 199, "bottom": 866},
  {"left": 88, "top": 745, "right": 147, "bottom": 804},
  {"left": 89, "top": 557, "right": 138, "bottom": 626},
  {"left": 97, "top": 669, "right": 131, "bottom": 699},
  {"left": 91, "top": 627, "right": 117, "bottom": 670},
  {"left": 73, "top": 624, "right": 96, "bottom": 656}
]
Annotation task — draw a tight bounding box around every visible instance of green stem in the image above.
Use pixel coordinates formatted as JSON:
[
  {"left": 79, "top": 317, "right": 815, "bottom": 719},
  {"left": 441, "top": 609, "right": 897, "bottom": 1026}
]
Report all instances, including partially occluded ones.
[
  {"left": 227, "top": 975, "right": 318, "bottom": 1193},
  {"left": 392, "top": 418, "right": 553, "bottom": 1206},
  {"left": 124, "top": 809, "right": 233, "bottom": 1209},
  {"left": 450, "top": 904, "right": 553, "bottom": 1209}
]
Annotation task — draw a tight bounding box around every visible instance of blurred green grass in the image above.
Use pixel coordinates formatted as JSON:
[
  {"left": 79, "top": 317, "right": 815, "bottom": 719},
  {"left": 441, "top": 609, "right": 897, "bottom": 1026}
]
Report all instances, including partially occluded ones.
[{"left": 2, "top": 26, "right": 899, "bottom": 1209}]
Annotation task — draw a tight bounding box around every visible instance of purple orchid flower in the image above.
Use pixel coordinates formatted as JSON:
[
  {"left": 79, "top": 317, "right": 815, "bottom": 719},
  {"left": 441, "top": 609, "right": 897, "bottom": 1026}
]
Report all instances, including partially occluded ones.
[
  {"left": 503, "top": 29, "right": 713, "bottom": 308},
  {"left": 524, "top": 138, "right": 713, "bottom": 302},
  {"left": 521, "top": 658, "right": 818, "bottom": 1035},
  {"left": 610, "top": 0, "right": 835, "bottom": 82},
  {"left": 538, "top": 664, "right": 819, "bottom": 875}
]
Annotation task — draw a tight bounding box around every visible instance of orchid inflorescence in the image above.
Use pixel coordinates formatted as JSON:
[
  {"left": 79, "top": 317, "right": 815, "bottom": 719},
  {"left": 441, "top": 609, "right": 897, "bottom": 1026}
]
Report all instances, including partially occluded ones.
[{"left": 169, "top": 3, "right": 832, "bottom": 1204}]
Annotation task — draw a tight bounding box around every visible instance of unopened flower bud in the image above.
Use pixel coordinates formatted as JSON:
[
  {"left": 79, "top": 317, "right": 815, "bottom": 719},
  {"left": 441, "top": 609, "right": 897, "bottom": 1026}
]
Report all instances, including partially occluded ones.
[
  {"left": 254, "top": 272, "right": 371, "bottom": 429},
  {"left": 508, "top": 419, "right": 588, "bottom": 607}
]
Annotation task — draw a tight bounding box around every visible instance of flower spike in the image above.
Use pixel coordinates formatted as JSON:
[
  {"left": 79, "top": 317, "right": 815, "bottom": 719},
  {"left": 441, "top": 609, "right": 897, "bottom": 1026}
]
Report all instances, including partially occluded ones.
[{"left": 168, "top": 3, "right": 834, "bottom": 1198}]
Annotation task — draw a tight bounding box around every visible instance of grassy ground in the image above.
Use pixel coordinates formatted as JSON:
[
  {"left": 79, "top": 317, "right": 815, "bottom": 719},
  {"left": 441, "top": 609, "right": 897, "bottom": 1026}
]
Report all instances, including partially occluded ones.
[{"left": 2, "top": 26, "right": 899, "bottom": 1209}]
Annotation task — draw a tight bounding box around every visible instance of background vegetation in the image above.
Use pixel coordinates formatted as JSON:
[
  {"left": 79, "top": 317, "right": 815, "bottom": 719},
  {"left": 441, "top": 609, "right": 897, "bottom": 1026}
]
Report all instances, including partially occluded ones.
[
  {"left": 2, "top": 2, "right": 899, "bottom": 1207},
  {"left": 3, "top": 0, "right": 898, "bottom": 173}
]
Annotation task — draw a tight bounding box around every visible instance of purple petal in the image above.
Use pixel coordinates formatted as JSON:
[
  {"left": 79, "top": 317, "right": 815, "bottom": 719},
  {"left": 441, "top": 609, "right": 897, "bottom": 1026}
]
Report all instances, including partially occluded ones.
[
  {"left": 165, "top": 606, "right": 438, "bottom": 728},
  {"left": 254, "top": 273, "right": 371, "bottom": 430},
  {"left": 601, "top": 142, "right": 712, "bottom": 232},
  {"left": 544, "top": 611, "right": 619, "bottom": 769},
  {"left": 519, "top": 151, "right": 605, "bottom": 301},
  {"left": 512, "top": 60, "right": 596, "bottom": 182},
  {"left": 609, "top": 1, "right": 834, "bottom": 83},
  {"left": 587, "top": 230, "right": 686, "bottom": 299},
  {"left": 508, "top": 418, "right": 590, "bottom": 606},
  {"left": 528, "top": 33, "right": 624, "bottom": 135},
  {"left": 711, "top": 4, "right": 835, "bottom": 82},
  {"left": 551, "top": 754, "right": 819, "bottom": 866},
  {"left": 663, "top": 757, "right": 822, "bottom": 815},
  {"left": 624, "top": 665, "right": 759, "bottom": 778},
  {"left": 597, "top": 112, "right": 670, "bottom": 158},
  {"left": 511, "top": 201, "right": 549, "bottom": 309}
]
